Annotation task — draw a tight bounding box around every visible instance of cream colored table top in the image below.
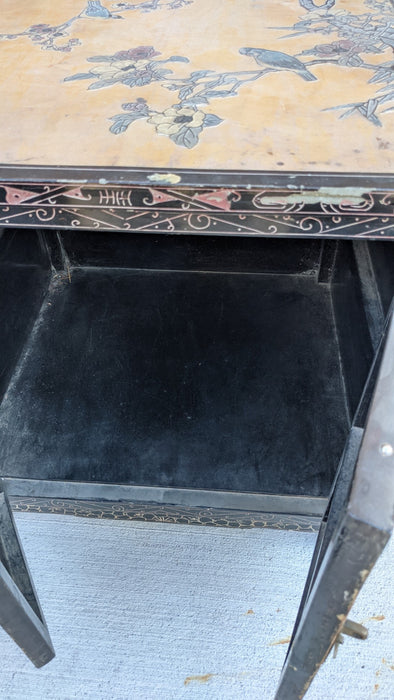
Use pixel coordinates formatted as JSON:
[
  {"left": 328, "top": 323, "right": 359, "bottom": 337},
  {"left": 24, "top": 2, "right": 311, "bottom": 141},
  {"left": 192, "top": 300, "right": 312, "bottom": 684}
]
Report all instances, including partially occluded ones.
[{"left": 0, "top": 0, "right": 393, "bottom": 177}]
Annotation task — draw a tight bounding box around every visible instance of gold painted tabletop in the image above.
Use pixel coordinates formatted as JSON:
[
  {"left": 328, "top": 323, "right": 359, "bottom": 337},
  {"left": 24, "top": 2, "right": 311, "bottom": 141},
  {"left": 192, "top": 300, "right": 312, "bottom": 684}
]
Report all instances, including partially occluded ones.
[{"left": 0, "top": 0, "right": 393, "bottom": 175}]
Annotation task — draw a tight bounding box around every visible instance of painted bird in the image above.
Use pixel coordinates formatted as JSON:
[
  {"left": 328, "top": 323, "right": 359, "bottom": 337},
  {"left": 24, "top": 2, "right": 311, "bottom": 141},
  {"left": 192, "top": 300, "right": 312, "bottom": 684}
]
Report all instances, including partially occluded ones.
[
  {"left": 84, "top": 1, "right": 123, "bottom": 18},
  {"left": 239, "top": 47, "right": 317, "bottom": 82}
]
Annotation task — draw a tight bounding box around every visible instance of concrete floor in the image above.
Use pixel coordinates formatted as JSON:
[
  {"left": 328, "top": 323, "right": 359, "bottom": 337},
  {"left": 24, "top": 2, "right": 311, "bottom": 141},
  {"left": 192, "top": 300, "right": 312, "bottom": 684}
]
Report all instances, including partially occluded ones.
[{"left": 1, "top": 513, "right": 393, "bottom": 700}]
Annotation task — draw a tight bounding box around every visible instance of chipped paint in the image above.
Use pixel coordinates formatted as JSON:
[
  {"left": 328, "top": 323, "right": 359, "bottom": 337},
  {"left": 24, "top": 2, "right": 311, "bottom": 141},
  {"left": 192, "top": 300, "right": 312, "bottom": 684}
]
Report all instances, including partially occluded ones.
[
  {"left": 257, "top": 187, "right": 367, "bottom": 206},
  {"left": 57, "top": 179, "right": 88, "bottom": 184},
  {"left": 147, "top": 173, "right": 181, "bottom": 185},
  {"left": 360, "top": 569, "right": 371, "bottom": 584}
]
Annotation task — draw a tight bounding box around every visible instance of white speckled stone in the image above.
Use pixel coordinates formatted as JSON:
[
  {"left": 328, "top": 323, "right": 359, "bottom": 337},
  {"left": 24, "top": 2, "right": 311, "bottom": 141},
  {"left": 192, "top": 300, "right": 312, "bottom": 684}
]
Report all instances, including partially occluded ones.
[{"left": 0, "top": 513, "right": 392, "bottom": 700}]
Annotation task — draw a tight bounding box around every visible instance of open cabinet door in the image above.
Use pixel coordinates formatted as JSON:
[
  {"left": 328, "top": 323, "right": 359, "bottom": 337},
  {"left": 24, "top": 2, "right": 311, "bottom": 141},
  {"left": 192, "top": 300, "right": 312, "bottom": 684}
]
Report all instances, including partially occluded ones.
[
  {"left": 0, "top": 480, "right": 55, "bottom": 667},
  {"left": 274, "top": 308, "right": 394, "bottom": 700}
]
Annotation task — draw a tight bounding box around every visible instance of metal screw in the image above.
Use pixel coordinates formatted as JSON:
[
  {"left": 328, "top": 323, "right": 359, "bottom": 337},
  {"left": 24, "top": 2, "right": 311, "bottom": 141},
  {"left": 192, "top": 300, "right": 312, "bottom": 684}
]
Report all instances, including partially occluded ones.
[{"left": 379, "top": 442, "right": 393, "bottom": 457}]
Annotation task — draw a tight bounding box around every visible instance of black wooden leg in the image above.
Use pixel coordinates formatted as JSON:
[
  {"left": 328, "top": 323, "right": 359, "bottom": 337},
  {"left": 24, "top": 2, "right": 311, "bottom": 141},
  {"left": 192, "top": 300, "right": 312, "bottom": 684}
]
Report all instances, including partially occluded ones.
[{"left": 0, "top": 482, "right": 55, "bottom": 667}]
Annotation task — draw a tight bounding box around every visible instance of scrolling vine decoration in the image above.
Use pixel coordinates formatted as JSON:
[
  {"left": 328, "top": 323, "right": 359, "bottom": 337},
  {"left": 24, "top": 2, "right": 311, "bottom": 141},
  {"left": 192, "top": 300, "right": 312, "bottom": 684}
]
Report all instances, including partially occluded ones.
[{"left": 0, "top": 183, "right": 393, "bottom": 238}]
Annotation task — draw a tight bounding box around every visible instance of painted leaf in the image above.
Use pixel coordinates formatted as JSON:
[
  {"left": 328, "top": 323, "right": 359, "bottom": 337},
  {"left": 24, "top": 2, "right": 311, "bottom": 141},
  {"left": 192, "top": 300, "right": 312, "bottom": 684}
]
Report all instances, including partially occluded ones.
[
  {"left": 168, "top": 55, "right": 189, "bottom": 63},
  {"left": 122, "top": 73, "right": 153, "bottom": 87},
  {"left": 356, "top": 105, "right": 382, "bottom": 126},
  {"left": 369, "top": 71, "right": 391, "bottom": 84},
  {"left": 369, "top": 63, "right": 394, "bottom": 84},
  {"left": 154, "top": 68, "right": 173, "bottom": 77},
  {"left": 190, "top": 70, "right": 214, "bottom": 79},
  {"left": 181, "top": 96, "right": 209, "bottom": 106},
  {"left": 87, "top": 55, "right": 114, "bottom": 62},
  {"left": 64, "top": 73, "right": 93, "bottom": 82},
  {"left": 221, "top": 74, "right": 238, "bottom": 84},
  {"left": 366, "top": 98, "right": 378, "bottom": 117},
  {"left": 380, "top": 91, "right": 394, "bottom": 103},
  {"left": 203, "top": 114, "right": 223, "bottom": 127},
  {"left": 343, "top": 55, "right": 363, "bottom": 67},
  {"left": 170, "top": 126, "right": 201, "bottom": 149},
  {"left": 109, "top": 114, "right": 144, "bottom": 134},
  {"left": 88, "top": 78, "right": 120, "bottom": 90},
  {"left": 338, "top": 106, "right": 359, "bottom": 119},
  {"left": 323, "top": 103, "right": 358, "bottom": 112},
  {"left": 205, "top": 90, "right": 232, "bottom": 98},
  {"left": 179, "top": 85, "right": 195, "bottom": 101},
  {"left": 204, "top": 80, "right": 221, "bottom": 89}
]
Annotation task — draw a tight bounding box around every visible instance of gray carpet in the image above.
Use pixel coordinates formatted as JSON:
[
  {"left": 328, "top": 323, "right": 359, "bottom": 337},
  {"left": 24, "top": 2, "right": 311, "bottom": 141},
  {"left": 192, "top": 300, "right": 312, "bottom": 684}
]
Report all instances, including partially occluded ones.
[{"left": 1, "top": 513, "right": 393, "bottom": 700}]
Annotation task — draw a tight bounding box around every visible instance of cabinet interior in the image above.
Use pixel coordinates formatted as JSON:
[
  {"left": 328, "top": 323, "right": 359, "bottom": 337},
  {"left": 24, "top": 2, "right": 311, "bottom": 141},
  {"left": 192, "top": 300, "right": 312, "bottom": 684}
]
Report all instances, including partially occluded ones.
[{"left": 0, "top": 229, "right": 392, "bottom": 514}]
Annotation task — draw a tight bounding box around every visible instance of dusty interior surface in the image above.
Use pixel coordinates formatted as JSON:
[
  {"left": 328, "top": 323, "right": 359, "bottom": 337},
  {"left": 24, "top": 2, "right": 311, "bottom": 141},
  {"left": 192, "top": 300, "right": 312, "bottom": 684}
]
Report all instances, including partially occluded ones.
[
  {"left": 0, "top": 268, "right": 346, "bottom": 496},
  {"left": 1, "top": 230, "right": 390, "bottom": 501},
  {"left": 0, "top": 0, "right": 393, "bottom": 173}
]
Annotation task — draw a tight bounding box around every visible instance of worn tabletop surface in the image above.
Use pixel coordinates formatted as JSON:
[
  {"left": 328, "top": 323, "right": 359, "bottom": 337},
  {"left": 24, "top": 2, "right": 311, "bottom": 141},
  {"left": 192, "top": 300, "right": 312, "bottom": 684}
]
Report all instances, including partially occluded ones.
[{"left": 0, "top": 0, "right": 393, "bottom": 180}]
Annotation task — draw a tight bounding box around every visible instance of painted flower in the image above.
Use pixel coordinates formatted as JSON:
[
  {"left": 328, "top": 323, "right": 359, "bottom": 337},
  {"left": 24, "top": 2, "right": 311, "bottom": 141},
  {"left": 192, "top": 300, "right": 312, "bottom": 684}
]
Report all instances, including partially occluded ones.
[
  {"left": 148, "top": 106, "right": 205, "bottom": 135},
  {"left": 301, "top": 40, "right": 357, "bottom": 57},
  {"left": 113, "top": 46, "right": 160, "bottom": 61},
  {"left": 90, "top": 60, "right": 139, "bottom": 78},
  {"left": 315, "top": 40, "right": 354, "bottom": 55},
  {"left": 121, "top": 98, "right": 150, "bottom": 115},
  {"left": 88, "top": 57, "right": 166, "bottom": 87}
]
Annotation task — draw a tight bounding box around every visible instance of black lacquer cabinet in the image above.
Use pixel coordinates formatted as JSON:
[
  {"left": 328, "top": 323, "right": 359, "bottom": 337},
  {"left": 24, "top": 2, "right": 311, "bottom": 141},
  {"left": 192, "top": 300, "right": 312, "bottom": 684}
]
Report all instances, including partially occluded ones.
[{"left": 0, "top": 224, "right": 393, "bottom": 697}]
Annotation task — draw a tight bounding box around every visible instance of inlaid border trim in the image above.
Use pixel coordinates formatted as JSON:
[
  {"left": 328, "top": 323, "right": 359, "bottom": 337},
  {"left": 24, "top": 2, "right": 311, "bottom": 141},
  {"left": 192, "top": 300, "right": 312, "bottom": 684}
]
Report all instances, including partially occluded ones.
[
  {"left": 10, "top": 497, "right": 320, "bottom": 532},
  {"left": 0, "top": 182, "right": 393, "bottom": 238}
]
